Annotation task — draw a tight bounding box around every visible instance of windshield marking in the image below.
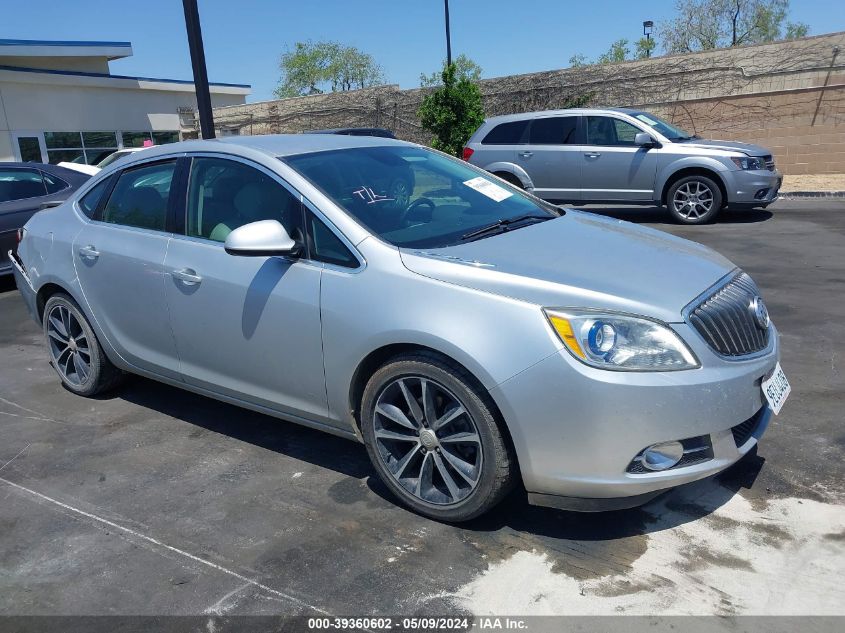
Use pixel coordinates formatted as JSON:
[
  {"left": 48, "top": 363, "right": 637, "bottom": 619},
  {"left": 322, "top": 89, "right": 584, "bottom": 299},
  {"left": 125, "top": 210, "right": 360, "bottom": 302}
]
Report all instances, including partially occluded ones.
[{"left": 463, "top": 176, "right": 513, "bottom": 202}]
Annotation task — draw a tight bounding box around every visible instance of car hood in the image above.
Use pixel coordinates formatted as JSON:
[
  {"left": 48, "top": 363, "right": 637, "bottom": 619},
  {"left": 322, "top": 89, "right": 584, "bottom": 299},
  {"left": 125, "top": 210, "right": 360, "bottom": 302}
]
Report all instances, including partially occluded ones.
[
  {"left": 676, "top": 138, "right": 770, "bottom": 156},
  {"left": 398, "top": 211, "right": 736, "bottom": 323}
]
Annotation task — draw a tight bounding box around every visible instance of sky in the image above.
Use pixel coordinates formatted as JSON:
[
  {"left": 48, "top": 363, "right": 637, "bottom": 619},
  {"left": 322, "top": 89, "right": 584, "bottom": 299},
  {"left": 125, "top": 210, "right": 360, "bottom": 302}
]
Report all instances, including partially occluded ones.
[{"left": 3, "top": 0, "right": 844, "bottom": 102}]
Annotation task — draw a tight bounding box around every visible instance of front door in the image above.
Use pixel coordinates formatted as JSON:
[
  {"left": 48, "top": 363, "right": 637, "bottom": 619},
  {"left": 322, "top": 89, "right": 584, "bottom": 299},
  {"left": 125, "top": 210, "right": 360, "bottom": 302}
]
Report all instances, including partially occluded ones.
[
  {"left": 11, "top": 132, "right": 47, "bottom": 163},
  {"left": 519, "top": 115, "right": 582, "bottom": 201},
  {"left": 580, "top": 116, "right": 660, "bottom": 201},
  {"left": 164, "top": 156, "right": 327, "bottom": 421},
  {"left": 73, "top": 159, "right": 180, "bottom": 378}
]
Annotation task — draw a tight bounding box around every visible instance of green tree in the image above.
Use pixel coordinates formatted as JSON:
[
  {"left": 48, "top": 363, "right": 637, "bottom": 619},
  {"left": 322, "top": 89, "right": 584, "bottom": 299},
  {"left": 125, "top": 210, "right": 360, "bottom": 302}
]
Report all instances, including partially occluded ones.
[
  {"left": 661, "top": 0, "right": 809, "bottom": 53},
  {"left": 568, "top": 54, "right": 589, "bottom": 68},
  {"left": 418, "top": 63, "right": 485, "bottom": 157},
  {"left": 597, "top": 39, "right": 630, "bottom": 64},
  {"left": 420, "top": 53, "right": 483, "bottom": 87},
  {"left": 635, "top": 36, "right": 657, "bottom": 59},
  {"left": 275, "top": 40, "right": 384, "bottom": 98}
]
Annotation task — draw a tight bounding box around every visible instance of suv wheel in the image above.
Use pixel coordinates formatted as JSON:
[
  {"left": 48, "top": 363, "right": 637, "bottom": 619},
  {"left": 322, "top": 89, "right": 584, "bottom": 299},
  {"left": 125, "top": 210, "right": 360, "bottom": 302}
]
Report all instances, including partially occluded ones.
[
  {"left": 667, "top": 175, "right": 723, "bottom": 224},
  {"left": 43, "top": 293, "right": 123, "bottom": 396},
  {"left": 495, "top": 172, "right": 524, "bottom": 189},
  {"left": 360, "top": 353, "right": 513, "bottom": 522}
]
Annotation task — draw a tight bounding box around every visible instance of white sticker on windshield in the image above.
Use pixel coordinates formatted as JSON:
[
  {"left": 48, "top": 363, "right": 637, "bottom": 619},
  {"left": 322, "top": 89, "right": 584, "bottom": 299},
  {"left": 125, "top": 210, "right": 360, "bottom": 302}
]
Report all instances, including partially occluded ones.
[
  {"left": 463, "top": 176, "right": 513, "bottom": 202},
  {"left": 635, "top": 114, "right": 659, "bottom": 126}
]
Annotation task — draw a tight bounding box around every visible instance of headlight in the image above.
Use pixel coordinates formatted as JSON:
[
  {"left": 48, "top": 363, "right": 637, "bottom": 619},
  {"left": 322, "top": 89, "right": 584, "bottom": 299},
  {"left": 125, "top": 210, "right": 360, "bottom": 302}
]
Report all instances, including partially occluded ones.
[
  {"left": 544, "top": 309, "right": 700, "bottom": 371},
  {"left": 730, "top": 156, "right": 764, "bottom": 170}
]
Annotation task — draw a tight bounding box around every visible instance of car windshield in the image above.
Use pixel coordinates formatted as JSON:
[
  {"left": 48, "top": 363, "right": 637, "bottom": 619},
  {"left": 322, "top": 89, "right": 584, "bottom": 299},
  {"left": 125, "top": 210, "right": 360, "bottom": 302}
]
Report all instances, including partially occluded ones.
[
  {"left": 630, "top": 112, "right": 696, "bottom": 141},
  {"left": 97, "top": 151, "right": 130, "bottom": 168},
  {"left": 284, "top": 146, "right": 560, "bottom": 248}
]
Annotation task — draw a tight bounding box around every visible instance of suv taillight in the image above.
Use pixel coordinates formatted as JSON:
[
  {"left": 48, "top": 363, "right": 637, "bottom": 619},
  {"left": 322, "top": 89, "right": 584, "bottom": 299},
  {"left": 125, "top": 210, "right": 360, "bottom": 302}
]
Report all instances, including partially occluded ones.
[{"left": 462, "top": 147, "right": 474, "bottom": 161}]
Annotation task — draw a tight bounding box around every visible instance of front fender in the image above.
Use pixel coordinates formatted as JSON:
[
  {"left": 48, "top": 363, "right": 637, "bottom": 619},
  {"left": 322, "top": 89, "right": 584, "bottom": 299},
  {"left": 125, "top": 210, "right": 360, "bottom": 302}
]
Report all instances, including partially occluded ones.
[
  {"left": 656, "top": 156, "right": 730, "bottom": 202},
  {"left": 479, "top": 161, "right": 535, "bottom": 190}
]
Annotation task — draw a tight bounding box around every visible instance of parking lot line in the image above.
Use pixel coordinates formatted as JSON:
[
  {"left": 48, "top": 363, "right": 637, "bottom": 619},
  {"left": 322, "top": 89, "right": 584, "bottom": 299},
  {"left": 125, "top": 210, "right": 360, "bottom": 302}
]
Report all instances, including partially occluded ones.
[{"left": 0, "top": 475, "right": 332, "bottom": 616}]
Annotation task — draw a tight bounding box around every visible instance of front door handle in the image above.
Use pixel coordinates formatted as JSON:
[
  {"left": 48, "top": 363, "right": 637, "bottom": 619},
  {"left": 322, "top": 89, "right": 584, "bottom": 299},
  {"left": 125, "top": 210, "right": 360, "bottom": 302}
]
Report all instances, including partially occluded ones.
[
  {"left": 518, "top": 151, "right": 533, "bottom": 158},
  {"left": 172, "top": 268, "right": 202, "bottom": 285},
  {"left": 78, "top": 245, "right": 99, "bottom": 260},
  {"left": 584, "top": 152, "right": 602, "bottom": 158}
]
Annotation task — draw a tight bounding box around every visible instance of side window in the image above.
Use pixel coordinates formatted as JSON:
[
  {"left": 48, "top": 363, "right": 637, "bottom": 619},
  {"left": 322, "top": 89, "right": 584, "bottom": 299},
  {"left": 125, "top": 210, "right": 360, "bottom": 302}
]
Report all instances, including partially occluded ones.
[
  {"left": 77, "top": 178, "right": 112, "bottom": 218},
  {"left": 186, "top": 157, "right": 304, "bottom": 244},
  {"left": 0, "top": 168, "right": 47, "bottom": 203},
  {"left": 586, "top": 116, "right": 642, "bottom": 146},
  {"left": 102, "top": 161, "right": 176, "bottom": 231},
  {"left": 528, "top": 117, "right": 579, "bottom": 145},
  {"left": 482, "top": 120, "right": 529, "bottom": 145},
  {"left": 306, "top": 211, "right": 357, "bottom": 268},
  {"left": 42, "top": 172, "right": 69, "bottom": 195}
]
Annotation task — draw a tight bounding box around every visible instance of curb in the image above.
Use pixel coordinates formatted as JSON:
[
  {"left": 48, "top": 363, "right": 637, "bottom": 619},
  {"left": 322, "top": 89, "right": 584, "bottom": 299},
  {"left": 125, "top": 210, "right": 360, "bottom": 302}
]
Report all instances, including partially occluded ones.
[{"left": 779, "top": 191, "right": 845, "bottom": 199}]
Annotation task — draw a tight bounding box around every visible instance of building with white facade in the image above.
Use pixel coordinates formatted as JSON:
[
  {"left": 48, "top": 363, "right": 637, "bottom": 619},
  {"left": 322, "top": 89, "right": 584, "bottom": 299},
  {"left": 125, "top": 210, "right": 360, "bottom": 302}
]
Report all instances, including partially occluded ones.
[{"left": 0, "top": 38, "right": 250, "bottom": 164}]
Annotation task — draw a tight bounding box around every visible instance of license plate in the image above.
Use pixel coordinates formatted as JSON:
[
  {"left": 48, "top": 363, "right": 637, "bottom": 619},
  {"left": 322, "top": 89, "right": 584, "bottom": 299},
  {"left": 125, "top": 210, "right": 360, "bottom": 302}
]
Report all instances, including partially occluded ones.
[{"left": 762, "top": 362, "right": 790, "bottom": 415}]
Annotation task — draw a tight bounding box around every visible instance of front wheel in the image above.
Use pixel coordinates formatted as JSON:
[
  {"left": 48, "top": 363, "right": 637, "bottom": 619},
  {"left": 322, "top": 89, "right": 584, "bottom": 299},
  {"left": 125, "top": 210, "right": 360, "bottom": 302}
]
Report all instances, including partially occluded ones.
[
  {"left": 360, "top": 353, "right": 514, "bottom": 522},
  {"left": 667, "top": 175, "right": 723, "bottom": 224}
]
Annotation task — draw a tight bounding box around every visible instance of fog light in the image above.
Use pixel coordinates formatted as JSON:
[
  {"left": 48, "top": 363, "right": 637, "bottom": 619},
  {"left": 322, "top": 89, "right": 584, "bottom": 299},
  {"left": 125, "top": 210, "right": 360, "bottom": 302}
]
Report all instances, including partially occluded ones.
[
  {"left": 642, "top": 441, "right": 684, "bottom": 471},
  {"left": 754, "top": 188, "right": 769, "bottom": 200}
]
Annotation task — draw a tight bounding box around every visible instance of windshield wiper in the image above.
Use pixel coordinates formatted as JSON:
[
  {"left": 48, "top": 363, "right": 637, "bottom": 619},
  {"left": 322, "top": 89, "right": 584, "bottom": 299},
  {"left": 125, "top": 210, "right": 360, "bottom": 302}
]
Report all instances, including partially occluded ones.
[{"left": 460, "top": 214, "right": 552, "bottom": 241}]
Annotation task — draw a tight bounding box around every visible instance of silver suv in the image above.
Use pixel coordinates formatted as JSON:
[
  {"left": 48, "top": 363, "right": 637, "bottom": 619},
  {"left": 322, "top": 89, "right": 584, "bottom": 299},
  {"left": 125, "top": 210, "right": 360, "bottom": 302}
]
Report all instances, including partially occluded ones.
[{"left": 464, "top": 108, "right": 782, "bottom": 224}]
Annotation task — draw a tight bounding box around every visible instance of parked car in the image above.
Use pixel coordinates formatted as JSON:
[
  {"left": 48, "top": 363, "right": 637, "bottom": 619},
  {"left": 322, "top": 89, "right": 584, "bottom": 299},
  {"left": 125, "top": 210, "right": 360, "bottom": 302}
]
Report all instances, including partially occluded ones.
[
  {"left": 9, "top": 135, "right": 788, "bottom": 521},
  {"left": 0, "top": 163, "right": 89, "bottom": 276},
  {"left": 464, "top": 108, "right": 783, "bottom": 224},
  {"left": 59, "top": 147, "right": 150, "bottom": 176},
  {"left": 304, "top": 127, "right": 396, "bottom": 138}
]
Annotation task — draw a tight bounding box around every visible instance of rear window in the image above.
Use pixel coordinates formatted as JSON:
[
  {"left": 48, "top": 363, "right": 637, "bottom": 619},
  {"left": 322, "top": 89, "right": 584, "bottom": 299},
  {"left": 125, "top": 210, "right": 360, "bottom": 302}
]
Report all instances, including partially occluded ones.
[
  {"left": 528, "top": 117, "right": 580, "bottom": 145},
  {"left": 481, "top": 120, "right": 529, "bottom": 145}
]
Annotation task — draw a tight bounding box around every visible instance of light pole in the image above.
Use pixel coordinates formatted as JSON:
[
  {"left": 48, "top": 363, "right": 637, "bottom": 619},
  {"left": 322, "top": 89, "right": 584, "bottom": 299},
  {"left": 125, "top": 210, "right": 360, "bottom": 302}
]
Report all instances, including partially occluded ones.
[
  {"left": 444, "top": 0, "right": 452, "bottom": 67},
  {"left": 643, "top": 20, "right": 654, "bottom": 58},
  {"left": 182, "top": 0, "right": 215, "bottom": 139}
]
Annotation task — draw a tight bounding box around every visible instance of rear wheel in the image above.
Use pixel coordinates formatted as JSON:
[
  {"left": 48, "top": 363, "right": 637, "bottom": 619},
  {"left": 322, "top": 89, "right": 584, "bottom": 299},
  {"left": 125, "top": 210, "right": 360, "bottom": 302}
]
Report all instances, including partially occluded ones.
[
  {"left": 360, "top": 353, "right": 513, "bottom": 522},
  {"left": 494, "top": 172, "right": 524, "bottom": 189},
  {"left": 667, "top": 175, "right": 723, "bottom": 224},
  {"left": 43, "top": 293, "right": 123, "bottom": 396}
]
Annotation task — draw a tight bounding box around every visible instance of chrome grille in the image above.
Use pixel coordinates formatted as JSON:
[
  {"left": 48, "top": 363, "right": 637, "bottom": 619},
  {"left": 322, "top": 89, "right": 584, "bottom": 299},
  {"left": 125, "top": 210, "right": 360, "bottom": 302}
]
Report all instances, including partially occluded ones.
[{"left": 688, "top": 272, "right": 770, "bottom": 357}]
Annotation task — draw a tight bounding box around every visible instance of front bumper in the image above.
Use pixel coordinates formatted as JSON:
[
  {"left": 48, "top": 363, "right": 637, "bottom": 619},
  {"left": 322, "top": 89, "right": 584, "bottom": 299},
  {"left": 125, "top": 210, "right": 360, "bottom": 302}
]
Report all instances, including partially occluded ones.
[
  {"left": 8, "top": 250, "right": 39, "bottom": 323},
  {"left": 724, "top": 168, "right": 782, "bottom": 206},
  {"left": 490, "top": 321, "right": 779, "bottom": 508}
]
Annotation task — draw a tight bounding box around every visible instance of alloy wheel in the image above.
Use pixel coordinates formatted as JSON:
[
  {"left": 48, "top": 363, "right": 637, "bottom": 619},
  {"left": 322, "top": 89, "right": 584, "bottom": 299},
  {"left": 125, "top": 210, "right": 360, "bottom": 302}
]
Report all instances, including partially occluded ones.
[
  {"left": 373, "top": 376, "right": 482, "bottom": 505},
  {"left": 673, "top": 181, "right": 714, "bottom": 220},
  {"left": 46, "top": 304, "right": 91, "bottom": 386}
]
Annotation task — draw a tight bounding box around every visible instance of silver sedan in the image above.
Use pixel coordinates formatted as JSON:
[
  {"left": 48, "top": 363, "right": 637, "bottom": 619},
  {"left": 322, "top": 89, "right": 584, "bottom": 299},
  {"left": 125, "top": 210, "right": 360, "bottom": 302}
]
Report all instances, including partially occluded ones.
[{"left": 9, "top": 134, "right": 788, "bottom": 521}]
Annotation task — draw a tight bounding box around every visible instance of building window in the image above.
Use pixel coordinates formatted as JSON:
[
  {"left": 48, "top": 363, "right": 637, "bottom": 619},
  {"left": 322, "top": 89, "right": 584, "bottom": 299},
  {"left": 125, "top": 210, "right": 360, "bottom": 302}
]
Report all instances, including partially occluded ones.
[
  {"left": 44, "top": 131, "right": 118, "bottom": 165},
  {"left": 152, "top": 131, "right": 180, "bottom": 145}
]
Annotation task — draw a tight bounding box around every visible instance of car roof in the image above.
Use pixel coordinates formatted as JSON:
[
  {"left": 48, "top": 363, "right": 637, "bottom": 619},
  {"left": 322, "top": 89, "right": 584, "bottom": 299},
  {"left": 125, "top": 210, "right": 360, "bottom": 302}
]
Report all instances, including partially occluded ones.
[
  {"left": 108, "top": 133, "right": 414, "bottom": 164},
  {"left": 482, "top": 107, "right": 641, "bottom": 124},
  {"left": 1, "top": 161, "right": 90, "bottom": 184}
]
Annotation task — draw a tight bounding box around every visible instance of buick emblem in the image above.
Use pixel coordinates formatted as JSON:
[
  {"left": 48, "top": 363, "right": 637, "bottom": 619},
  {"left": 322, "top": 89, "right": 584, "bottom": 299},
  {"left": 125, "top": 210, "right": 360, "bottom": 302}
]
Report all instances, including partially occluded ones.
[{"left": 749, "top": 296, "right": 770, "bottom": 330}]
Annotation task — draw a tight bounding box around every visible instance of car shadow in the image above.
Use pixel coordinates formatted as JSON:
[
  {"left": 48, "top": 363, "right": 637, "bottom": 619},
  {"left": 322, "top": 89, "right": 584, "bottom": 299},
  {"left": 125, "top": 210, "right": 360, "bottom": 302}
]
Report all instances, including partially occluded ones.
[
  {"left": 574, "top": 205, "right": 774, "bottom": 225},
  {"left": 110, "top": 375, "right": 765, "bottom": 542},
  {"left": 0, "top": 275, "right": 17, "bottom": 294}
]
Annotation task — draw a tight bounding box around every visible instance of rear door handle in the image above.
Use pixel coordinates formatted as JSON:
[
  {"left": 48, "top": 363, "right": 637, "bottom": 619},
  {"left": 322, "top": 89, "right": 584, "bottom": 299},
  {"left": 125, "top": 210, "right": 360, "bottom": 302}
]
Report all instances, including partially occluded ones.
[
  {"left": 518, "top": 151, "right": 533, "bottom": 158},
  {"left": 584, "top": 152, "right": 601, "bottom": 158},
  {"left": 172, "top": 268, "right": 202, "bottom": 285},
  {"left": 78, "top": 245, "right": 99, "bottom": 260}
]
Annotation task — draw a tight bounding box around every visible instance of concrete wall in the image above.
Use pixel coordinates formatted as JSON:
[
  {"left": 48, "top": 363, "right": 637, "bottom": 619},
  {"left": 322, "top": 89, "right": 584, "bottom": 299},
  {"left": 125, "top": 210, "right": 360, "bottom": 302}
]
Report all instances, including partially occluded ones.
[{"left": 214, "top": 32, "right": 845, "bottom": 175}]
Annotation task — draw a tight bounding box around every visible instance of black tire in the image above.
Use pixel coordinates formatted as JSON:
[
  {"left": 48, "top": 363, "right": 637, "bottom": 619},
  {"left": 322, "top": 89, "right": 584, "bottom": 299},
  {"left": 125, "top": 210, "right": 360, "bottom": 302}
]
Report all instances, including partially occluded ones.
[
  {"left": 495, "top": 172, "right": 524, "bottom": 189},
  {"left": 360, "top": 352, "right": 514, "bottom": 522},
  {"left": 42, "top": 293, "right": 123, "bottom": 397},
  {"left": 666, "top": 174, "right": 723, "bottom": 224}
]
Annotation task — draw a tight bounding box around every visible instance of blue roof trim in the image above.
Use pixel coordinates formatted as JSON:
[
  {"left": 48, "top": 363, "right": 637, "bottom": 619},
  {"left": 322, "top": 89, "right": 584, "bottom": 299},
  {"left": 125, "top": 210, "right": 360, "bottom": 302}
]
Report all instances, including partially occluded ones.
[
  {"left": 0, "top": 64, "right": 251, "bottom": 89},
  {"left": 0, "top": 38, "right": 132, "bottom": 47}
]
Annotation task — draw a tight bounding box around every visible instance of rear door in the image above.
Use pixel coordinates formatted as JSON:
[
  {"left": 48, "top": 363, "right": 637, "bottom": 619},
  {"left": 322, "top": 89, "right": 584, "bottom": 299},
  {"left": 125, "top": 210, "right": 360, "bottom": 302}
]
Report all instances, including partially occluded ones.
[
  {"left": 580, "top": 115, "right": 660, "bottom": 201},
  {"left": 473, "top": 119, "right": 530, "bottom": 184},
  {"left": 519, "top": 115, "right": 582, "bottom": 201},
  {"left": 73, "top": 158, "right": 181, "bottom": 378},
  {"left": 163, "top": 155, "right": 327, "bottom": 421}
]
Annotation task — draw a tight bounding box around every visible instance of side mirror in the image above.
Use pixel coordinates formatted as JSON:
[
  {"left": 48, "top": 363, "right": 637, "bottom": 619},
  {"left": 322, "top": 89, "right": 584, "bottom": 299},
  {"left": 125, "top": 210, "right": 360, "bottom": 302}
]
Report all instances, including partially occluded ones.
[
  {"left": 224, "top": 220, "right": 301, "bottom": 257},
  {"left": 635, "top": 132, "right": 658, "bottom": 148}
]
